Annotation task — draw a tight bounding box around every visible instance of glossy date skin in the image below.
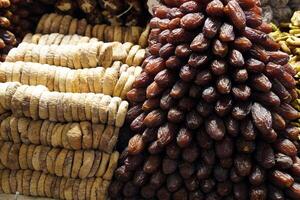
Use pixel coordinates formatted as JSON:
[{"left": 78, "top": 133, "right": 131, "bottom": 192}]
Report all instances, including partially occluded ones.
[{"left": 109, "top": 0, "right": 300, "bottom": 199}]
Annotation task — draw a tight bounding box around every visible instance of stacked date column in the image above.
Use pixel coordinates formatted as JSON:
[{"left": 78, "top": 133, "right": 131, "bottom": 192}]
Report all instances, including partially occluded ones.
[{"left": 109, "top": 0, "right": 300, "bottom": 199}]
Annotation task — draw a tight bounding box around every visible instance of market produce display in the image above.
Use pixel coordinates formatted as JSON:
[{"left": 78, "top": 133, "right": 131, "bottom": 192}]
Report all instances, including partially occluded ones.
[
  {"left": 270, "top": 11, "right": 300, "bottom": 66},
  {"left": 0, "top": 169, "right": 110, "bottom": 200},
  {"left": 35, "top": 13, "right": 150, "bottom": 47},
  {"left": 0, "top": 142, "right": 119, "bottom": 179},
  {"left": 0, "top": 0, "right": 300, "bottom": 200},
  {"left": 0, "top": 82, "right": 128, "bottom": 126},
  {"left": 6, "top": 41, "right": 146, "bottom": 68},
  {"left": 0, "top": 61, "right": 142, "bottom": 96},
  {"left": 0, "top": 115, "right": 120, "bottom": 152},
  {"left": 109, "top": 0, "right": 300, "bottom": 199},
  {"left": 269, "top": 11, "right": 300, "bottom": 127},
  {"left": 0, "top": 3, "right": 149, "bottom": 198},
  {"left": 43, "top": 0, "right": 147, "bottom": 26}
]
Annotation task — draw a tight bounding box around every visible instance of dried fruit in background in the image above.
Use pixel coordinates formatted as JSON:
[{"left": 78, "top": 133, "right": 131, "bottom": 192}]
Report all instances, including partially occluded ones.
[{"left": 0, "top": 1, "right": 51, "bottom": 61}]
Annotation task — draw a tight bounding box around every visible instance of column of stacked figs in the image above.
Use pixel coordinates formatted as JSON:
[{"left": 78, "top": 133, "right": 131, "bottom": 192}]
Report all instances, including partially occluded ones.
[
  {"left": 0, "top": 13, "right": 148, "bottom": 200},
  {"left": 109, "top": 0, "right": 300, "bottom": 199}
]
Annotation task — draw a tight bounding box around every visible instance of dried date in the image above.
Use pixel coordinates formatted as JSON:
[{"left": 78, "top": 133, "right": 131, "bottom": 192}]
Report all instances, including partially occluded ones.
[{"left": 181, "top": 13, "right": 205, "bottom": 30}]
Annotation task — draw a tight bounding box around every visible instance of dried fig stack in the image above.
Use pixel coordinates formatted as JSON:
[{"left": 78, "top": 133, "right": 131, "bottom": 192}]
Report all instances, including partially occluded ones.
[{"left": 109, "top": 0, "right": 300, "bottom": 199}]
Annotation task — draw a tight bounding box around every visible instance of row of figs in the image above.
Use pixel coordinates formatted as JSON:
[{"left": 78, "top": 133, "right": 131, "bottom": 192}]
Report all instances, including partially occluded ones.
[{"left": 109, "top": 0, "right": 300, "bottom": 199}]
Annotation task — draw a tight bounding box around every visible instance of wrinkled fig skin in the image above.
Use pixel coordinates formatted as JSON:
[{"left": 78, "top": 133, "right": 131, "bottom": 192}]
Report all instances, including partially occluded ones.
[{"left": 109, "top": 0, "right": 300, "bottom": 199}]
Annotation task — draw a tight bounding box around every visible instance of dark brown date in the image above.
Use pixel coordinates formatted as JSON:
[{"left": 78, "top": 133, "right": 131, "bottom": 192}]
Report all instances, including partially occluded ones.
[
  {"left": 131, "top": 113, "right": 146, "bottom": 132},
  {"left": 214, "top": 97, "right": 233, "bottom": 117},
  {"left": 224, "top": 0, "right": 246, "bottom": 30},
  {"left": 166, "top": 174, "right": 183, "bottom": 192},
  {"left": 170, "top": 80, "right": 189, "bottom": 99},
  {"left": 232, "top": 85, "right": 251, "bottom": 101},
  {"left": 249, "top": 166, "right": 265, "bottom": 186},
  {"left": 166, "top": 55, "right": 183, "bottom": 69},
  {"left": 179, "top": 1, "right": 200, "bottom": 13},
  {"left": 196, "top": 129, "right": 213, "bottom": 149},
  {"left": 176, "top": 127, "right": 193, "bottom": 148},
  {"left": 142, "top": 98, "right": 160, "bottom": 112},
  {"left": 180, "top": 65, "right": 197, "bottom": 82},
  {"left": 274, "top": 139, "right": 297, "bottom": 157},
  {"left": 216, "top": 76, "right": 231, "bottom": 94},
  {"left": 160, "top": 90, "right": 175, "bottom": 110},
  {"left": 225, "top": 116, "right": 240, "bottom": 137},
  {"left": 128, "top": 134, "right": 145, "bottom": 155},
  {"left": 159, "top": 43, "right": 175, "bottom": 58},
  {"left": 127, "top": 88, "right": 146, "bottom": 103},
  {"left": 168, "top": 7, "right": 184, "bottom": 19},
  {"left": 269, "top": 170, "right": 294, "bottom": 188},
  {"left": 233, "top": 69, "right": 248, "bottom": 83},
  {"left": 252, "top": 91, "right": 281, "bottom": 107},
  {"left": 144, "top": 109, "right": 165, "bottom": 128},
  {"left": 157, "top": 187, "right": 171, "bottom": 200},
  {"left": 146, "top": 82, "right": 165, "bottom": 98},
  {"left": 229, "top": 50, "right": 244, "bottom": 67},
  {"left": 157, "top": 123, "right": 176, "bottom": 147},
  {"left": 154, "top": 69, "right": 176, "bottom": 88},
  {"left": 175, "top": 44, "right": 192, "bottom": 58},
  {"left": 133, "top": 72, "right": 153, "bottom": 88},
  {"left": 166, "top": 142, "right": 181, "bottom": 159},
  {"left": 234, "top": 37, "right": 253, "bottom": 52},
  {"left": 197, "top": 100, "right": 214, "bottom": 117},
  {"left": 245, "top": 58, "right": 265, "bottom": 72},
  {"left": 255, "top": 142, "right": 275, "bottom": 169},
  {"left": 133, "top": 170, "right": 149, "bottom": 187},
  {"left": 190, "top": 33, "right": 210, "bottom": 53},
  {"left": 181, "top": 13, "right": 205, "bottom": 30},
  {"left": 143, "top": 155, "right": 161, "bottom": 174},
  {"left": 195, "top": 70, "right": 213, "bottom": 86},
  {"left": 231, "top": 102, "right": 251, "bottom": 120},
  {"left": 210, "top": 59, "right": 227, "bottom": 75},
  {"left": 188, "top": 53, "right": 209, "bottom": 68},
  {"left": 126, "top": 104, "right": 143, "bottom": 123},
  {"left": 206, "top": 0, "right": 224, "bottom": 17},
  {"left": 186, "top": 110, "right": 203, "bottom": 129},
  {"left": 205, "top": 115, "right": 225, "bottom": 141},
  {"left": 168, "top": 107, "right": 185, "bottom": 123},
  {"left": 275, "top": 153, "right": 293, "bottom": 169},
  {"left": 203, "top": 17, "right": 221, "bottom": 38},
  {"left": 182, "top": 144, "right": 199, "bottom": 162},
  {"left": 163, "top": 158, "right": 177, "bottom": 175},
  {"left": 179, "top": 162, "right": 195, "bottom": 179},
  {"left": 215, "top": 136, "right": 234, "bottom": 158},
  {"left": 202, "top": 86, "right": 219, "bottom": 103},
  {"left": 145, "top": 57, "right": 166, "bottom": 75}
]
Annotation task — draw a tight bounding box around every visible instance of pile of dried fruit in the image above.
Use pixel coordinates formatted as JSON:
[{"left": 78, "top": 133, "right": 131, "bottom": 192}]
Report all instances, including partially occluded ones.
[
  {"left": 0, "top": 0, "right": 51, "bottom": 61},
  {"left": 270, "top": 11, "right": 300, "bottom": 70},
  {"left": 269, "top": 11, "right": 300, "bottom": 126},
  {"left": 38, "top": 0, "right": 148, "bottom": 26},
  {"left": 261, "top": 0, "right": 300, "bottom": 23},
  {"left": 109, "top": 0, "right": 300, "bottom": 199}
]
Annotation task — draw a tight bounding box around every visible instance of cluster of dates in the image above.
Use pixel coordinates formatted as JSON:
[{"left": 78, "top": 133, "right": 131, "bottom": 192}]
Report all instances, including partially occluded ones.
[
  {"left": 0, "top": 0, "right": 51, "bottom": 61},
  {"left": 109, "top": 0, "right": 300, "bottom": 199}
]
